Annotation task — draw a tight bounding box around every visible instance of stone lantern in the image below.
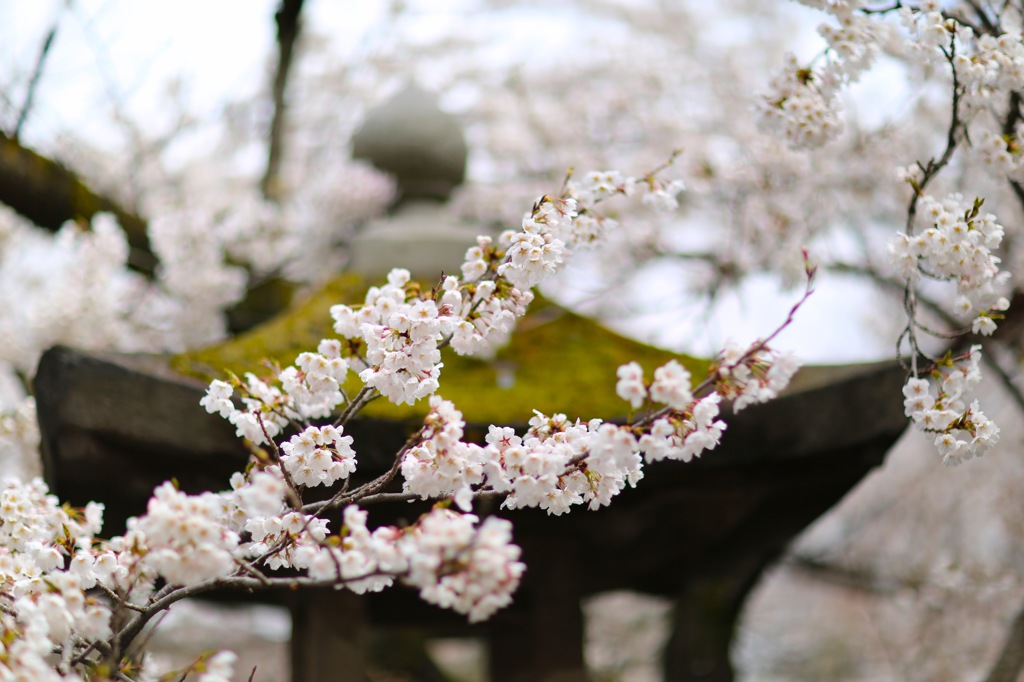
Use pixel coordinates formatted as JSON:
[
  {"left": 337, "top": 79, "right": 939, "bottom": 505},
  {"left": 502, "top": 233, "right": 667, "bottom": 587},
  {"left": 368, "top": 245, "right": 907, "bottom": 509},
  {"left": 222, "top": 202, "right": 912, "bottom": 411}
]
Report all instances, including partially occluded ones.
[
  {"left": 348, "top": 83, "right": 477, "bottom": 281},
  {"left": 34, "top": 85, "right": 909, "bottom": 682}
]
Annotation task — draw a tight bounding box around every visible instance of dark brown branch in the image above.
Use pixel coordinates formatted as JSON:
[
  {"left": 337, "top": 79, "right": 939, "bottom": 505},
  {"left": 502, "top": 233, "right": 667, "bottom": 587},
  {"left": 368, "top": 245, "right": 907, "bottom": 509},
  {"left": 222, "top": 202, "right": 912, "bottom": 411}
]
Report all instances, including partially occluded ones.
[
  {"left": 829, "top": 261, "right": 1024, "bottom": 416},
  {"left": 1002, "top": 91, "right": 1022, "bottom": 137},
  {"left": 908, "top": 37, "right": 965, "bottom": 228},
  {"left": 899, "top": 36, "right": 965, "bottom": 370},
  {"left": 261, "top": 0, "right": 305, "bottom": 201},
  {"left": 0, "top": 131, "right": 155, "bottom": 273},
  {"left": 112, "top": 571, "right": 387, "bottom": 662}
]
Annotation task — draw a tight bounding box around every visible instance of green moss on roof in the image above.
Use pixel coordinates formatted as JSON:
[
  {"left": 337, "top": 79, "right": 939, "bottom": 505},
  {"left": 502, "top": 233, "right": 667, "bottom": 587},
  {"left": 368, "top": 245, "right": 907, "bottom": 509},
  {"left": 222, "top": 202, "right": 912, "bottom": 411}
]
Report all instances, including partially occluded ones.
[
  {"left": 171, "top": 273, "right": 708, "bottom": 425},
  {"left": 171, "top": 273, "right": 367, "bottom": 382}
]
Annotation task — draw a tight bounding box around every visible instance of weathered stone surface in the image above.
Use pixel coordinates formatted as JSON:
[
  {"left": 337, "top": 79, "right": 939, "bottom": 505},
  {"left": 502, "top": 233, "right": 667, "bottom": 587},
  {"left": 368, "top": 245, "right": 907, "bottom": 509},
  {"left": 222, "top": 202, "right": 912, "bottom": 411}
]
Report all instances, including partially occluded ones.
[
  {"left": 35, "top": 346, "right": 244, "bottom": 525},
  {"left": 348, "top": 201, "right": 485, "bottom": 281},
  {"left": 347, "top": 83, "right": 479, "bottom": 282},
  {"left": 351, "top": 84, "right": 467, "bottom": 202}
]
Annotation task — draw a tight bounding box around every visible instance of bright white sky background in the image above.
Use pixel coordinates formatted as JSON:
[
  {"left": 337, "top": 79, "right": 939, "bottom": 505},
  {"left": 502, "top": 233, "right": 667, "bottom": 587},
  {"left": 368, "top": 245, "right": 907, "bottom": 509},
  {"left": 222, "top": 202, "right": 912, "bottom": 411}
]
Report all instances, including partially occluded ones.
[{"left": 1, "top": 0, "right": 900, "bottom": 364}]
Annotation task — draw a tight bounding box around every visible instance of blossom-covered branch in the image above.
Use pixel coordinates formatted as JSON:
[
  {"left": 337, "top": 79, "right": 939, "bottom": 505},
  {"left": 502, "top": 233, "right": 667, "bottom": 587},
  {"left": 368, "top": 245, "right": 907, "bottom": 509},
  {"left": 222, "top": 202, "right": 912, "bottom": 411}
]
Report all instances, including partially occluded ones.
[{"left": 0, "top": 159, "right": 814, "bottom": 680}]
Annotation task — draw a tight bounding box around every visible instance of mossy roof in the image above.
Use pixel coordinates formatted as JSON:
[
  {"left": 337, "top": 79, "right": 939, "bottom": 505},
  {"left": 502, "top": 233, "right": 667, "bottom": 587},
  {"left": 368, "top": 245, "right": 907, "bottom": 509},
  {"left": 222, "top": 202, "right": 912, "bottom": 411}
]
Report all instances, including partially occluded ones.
[{"left": 171, "top": 274, "right": 708, "bottom": 425}]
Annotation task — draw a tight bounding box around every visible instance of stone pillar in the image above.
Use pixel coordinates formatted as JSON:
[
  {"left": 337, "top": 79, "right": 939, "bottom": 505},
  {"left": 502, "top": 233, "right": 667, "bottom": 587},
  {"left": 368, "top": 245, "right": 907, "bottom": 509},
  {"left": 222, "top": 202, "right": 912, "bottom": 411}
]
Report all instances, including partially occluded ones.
[
  {"left": 489, "top": 541, "right": 589, "bottom": 682},
  {"left": 663, "top": 574, "right": 740, "bottom": 682},
  {"left": 290, "top": 589, "right": 368, "bottom": 682}
]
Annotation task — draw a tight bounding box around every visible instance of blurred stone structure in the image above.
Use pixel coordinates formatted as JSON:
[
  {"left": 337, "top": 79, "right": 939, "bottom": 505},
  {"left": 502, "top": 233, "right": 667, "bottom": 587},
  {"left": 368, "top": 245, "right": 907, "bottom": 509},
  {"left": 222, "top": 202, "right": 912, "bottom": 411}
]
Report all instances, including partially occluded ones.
[
  {"left": 34, "top": 86, "right": 909, "bottom": 682},
  {"left": 349, "top": 83, "right": 478, "bottom": 281}
]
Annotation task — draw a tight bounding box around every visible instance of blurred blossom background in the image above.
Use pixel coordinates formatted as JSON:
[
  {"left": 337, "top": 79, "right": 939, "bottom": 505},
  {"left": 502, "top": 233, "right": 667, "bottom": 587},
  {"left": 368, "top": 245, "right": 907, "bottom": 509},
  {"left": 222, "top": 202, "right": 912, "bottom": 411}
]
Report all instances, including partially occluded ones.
[{"left": 3, "top": 1, "right": 1024, "bottom": 680}]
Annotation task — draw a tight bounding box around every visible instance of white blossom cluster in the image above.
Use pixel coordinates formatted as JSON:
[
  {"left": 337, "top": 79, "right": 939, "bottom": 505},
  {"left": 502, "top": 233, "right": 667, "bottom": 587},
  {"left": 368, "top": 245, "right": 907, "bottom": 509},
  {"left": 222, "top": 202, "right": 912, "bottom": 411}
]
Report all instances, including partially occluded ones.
[
  {"left": 757, "top": 2, "right": 887, "bottom": 149},
  {"left": 403, "top": 403, "right": 649, "bottom": 515},
  {"left": 897, "top": 5, "right": 960, "bottom": 60},
  {"left": 947, "top": 23, "right": 1024, "bottom": 106},
  {"left": 401, "top": 349, "right": 800, "bottom": 516},
  {"left": 405, "top": 508, "right": 523, "bottom": 622},
  {"left": 889, "top": 193, "right": 1009, "bottom": 335},
  {"left": 200, "top": 375, "right": 287, "bottom": 444},
  {"left": 0, "top": 589, "right": 103, "bottom": 682},
  {"left": 712, "top": 344, "right": 802, "bottom": 412},
  {"left": 331, "top": 268, "right": 453, "bottom": 405},
  {"left": 616, "top": 360, "right": 728, "bottom": 463},
  {"left": 244, "top": 509, "right": 329, "bottom": 572},
  {"left": 976, "top": 128, "right": 1024, "bottom": 176},
  {"left": 485, "top": 414, "right": 599, "bottom": 514},
  {"left": 569, "top": 170, "right": 685, "bottom": 215},
  {"left": 200, "top": 340, "right": 350, "bottom": 443},
  {"left": 0, "top": 157, "right": 391, "bottom": 387},
  {"left": 307, "top": 505, "right": 401, "bottom": 594},
  {"left": 325, "top": 175, "right": 677, "bottom": 406},
  {"left": 496, "top": 208, "right": 571, "bottom": 289},
  {"left": 760, "top": 3, "right": 973, "bottom": 151},
  {"left": 225, "top": 470, "right": 325, "bottom": 574},
  {"left": 448, "top": 265, "right": 533, "bottom": 357},
  {"left": 771, "top": 2, "right": 1024, "bottom": 472},
  {"left": 280, "top": 424, "right": 357, "bottom": 488},
  {"left": 142, "top": 160, "right": 396, "bottom": 344},
  {"left": 148, "top": 208, "right": 250, "bottom": 348},
  {"left": 0, "top": 465, "right": 526, "bottom": 664},
  {"left": 0, "top": 213, "right": 165, "bottom": 375},
  {"left": 887, "top": 3, "right": 1024, "bottom": 157},
  {"left": 780, "top": 0, "right": 1024, "bottom": 152},
  {"left": 757, "top": 52, "right": 845, "bottom": 150},
  {"left": 0, "top": 478, "right": 103, "bottom": 585},
  {"left": 0, "top": 397, "right": 41, "bottom": 480},
  {"left": 617, "top": 359, "right": 694, "bottom": 410},
  {"left": 818, "top": 10, "right": 887, "bottom": 78},
  {"left": 402, "top": 395, "right": 486, "bottom": 511},
  {"left": 640, "top": 395, "right": 727, "bottom": 464},
  {"left": 902, "top": 346, "right": 1000, "bottom": 465},
  {"left": 0, "top": 479, "right": 109, "bottom": 680},
  {"left": 307, "top": 506, "right": 524, "bottom": 622},
  {"left": 126, "top": 482, "right": 239, "bottom": 587},
  {"left": 0, "top": 416, "right": 279, "bottom": 675}
]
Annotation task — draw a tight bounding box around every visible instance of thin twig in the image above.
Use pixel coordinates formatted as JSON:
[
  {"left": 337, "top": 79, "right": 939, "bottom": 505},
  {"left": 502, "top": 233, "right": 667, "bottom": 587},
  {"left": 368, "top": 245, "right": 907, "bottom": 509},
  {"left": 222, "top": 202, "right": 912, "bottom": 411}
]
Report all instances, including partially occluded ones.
[
  {"left": 336, "top": 386, "right": 379, "bottom": 427},
  {"left": 234, "top": 557, "right": 272, "bottom": 587},
  {"left": 899, "top": 32, "right": 966, "bottom": 373},
  {"left": 256, "top": 411, "right": 303, "bottom": 509},
  {"left": 635, "top": 257, "right": 816, "bottom": 429},
  {"left": 12, "top": 4, "right": 65, "bottom": 139}
]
